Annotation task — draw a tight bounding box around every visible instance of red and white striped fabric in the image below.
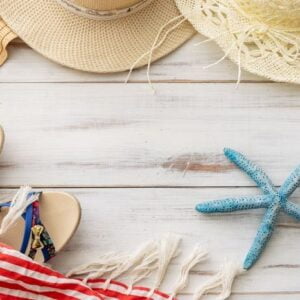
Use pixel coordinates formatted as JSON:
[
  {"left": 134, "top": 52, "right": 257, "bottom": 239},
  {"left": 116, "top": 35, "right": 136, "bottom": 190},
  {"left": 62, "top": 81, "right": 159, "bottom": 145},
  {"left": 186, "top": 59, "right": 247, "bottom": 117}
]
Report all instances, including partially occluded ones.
[{"left": 0, "top": 243, "right": 171, "bottom": 300}]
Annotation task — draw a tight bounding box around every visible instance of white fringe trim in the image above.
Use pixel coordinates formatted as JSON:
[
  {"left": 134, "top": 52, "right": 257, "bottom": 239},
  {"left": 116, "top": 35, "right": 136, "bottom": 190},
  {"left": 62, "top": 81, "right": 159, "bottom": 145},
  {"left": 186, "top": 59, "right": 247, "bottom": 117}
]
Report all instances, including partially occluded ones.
[
  {"left": 67, "top": 233, "right": 182, "bottom": 294},
  {"left": 67, "top": 235, "right": 239, "bottom": 299},
  {"left": 126, "top": 242, "right": 159, "bottom": 294},
  {"left": 147, "top": 234, "right": 181, "bottom": 297},
  {"left": 194, "top": 261, "right": 245, "bottom": 300},
  {"left": 103, "top": 240, "right": 158, "bottom": 289},
  {"left": 66, "top": 252, "right": 130, "bottom": 282},
  {"left": 169, "top": 245, "right": 208, "bottom": 299}
]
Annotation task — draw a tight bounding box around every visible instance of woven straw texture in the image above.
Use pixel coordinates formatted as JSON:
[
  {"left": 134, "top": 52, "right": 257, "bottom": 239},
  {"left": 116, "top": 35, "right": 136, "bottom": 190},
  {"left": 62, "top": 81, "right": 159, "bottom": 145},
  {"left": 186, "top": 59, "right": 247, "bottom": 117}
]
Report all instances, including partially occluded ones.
[
  {"left": 0, "top": 19, "right": 17, "bottom": 66},
  {"left": 0, "top": 0, "right": 194, "bottom": 73},
  {"left": 175, "top": 0, "right": 300, "bottom": 84}
]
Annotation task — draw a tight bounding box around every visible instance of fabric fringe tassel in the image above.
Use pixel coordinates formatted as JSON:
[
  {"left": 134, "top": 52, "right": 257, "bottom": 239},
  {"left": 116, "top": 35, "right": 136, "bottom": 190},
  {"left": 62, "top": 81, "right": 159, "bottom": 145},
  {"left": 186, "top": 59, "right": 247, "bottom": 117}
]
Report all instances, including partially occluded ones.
[
  {"left": 67, "top": 235, "right": 245, "bottom": 299},
  {"left": 67, "top": 233, "right": 182, "bottom": 294},
  {"left": 125, "top": 243, "right": 160, "bottom": 294},
  {"left": 169, "top": 245, "right": 208, "bottom": 299},
  {"left": 65, "top": 252, "right": 130, "bottom": 283},
  {"left": 103, "top": 240, "right": 158, "bottom": 290},
  {"left": 147, "top": 234, "right": 181, "bottom": 297},
  {"left": 66, "top": 241, "right": 158, "bottom": 286},
  {"left": 194, "top": 261, "right": 245, "bottom": 300},
  {"left": 0, "top": 18, "right": 18, "bottom": 66},
  {"left": 0, "top": 186, "right": 37, "bottom": 236},
  {"left": 68, "top": 235, "right": 244, "bottom": 299}
]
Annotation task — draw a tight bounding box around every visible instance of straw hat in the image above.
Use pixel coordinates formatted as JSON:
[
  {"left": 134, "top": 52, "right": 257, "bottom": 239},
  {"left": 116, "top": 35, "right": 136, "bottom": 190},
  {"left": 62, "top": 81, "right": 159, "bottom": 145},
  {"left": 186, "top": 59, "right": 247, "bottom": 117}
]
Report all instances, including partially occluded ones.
[
  {"left": 0, "top": 0, "right": 195, "bottom": 73},
  {"left": 175, "top": 0, "right": 300, "bottom": 84}
]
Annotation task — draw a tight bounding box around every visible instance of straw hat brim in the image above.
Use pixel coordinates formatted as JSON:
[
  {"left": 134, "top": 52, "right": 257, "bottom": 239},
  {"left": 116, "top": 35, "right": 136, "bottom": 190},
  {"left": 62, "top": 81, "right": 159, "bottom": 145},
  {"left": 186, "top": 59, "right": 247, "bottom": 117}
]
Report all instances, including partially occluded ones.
[
  {"left": 175, "top": 0, "right": 300, "bottom": 84},
  {"left": 0, "top": 0, "right": 195, "bottom": 73}
]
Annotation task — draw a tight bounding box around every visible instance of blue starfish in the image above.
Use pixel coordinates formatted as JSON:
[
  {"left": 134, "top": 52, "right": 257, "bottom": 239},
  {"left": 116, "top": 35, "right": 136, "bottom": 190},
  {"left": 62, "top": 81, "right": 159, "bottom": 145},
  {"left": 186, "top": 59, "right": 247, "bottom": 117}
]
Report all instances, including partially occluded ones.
[{"left": 196, "top": 148, "right": 300, "bottom": 270}]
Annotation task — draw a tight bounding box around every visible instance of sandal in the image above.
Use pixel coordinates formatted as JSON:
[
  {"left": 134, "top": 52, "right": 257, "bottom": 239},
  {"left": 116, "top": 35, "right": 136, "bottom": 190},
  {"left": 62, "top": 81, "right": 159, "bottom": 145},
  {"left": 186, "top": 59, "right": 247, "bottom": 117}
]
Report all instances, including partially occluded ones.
[{"left": 0, "top": 186, "right": 81, "bottom": 263}]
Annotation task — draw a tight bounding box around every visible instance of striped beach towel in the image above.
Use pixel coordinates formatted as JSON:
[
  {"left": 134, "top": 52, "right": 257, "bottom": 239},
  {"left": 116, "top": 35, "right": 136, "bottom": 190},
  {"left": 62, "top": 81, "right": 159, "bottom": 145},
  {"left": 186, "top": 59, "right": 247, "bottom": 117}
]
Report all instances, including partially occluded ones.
[{"left": 0, "top": 243, "right": 171, "bottom": 300}]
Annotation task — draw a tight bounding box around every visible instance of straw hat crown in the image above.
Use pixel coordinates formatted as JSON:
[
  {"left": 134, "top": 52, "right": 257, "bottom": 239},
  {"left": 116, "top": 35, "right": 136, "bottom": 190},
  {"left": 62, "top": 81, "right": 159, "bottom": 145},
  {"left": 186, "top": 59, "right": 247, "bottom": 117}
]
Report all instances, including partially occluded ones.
[{"left": 71, "top": 0, "right": 147, "bottom": 10}]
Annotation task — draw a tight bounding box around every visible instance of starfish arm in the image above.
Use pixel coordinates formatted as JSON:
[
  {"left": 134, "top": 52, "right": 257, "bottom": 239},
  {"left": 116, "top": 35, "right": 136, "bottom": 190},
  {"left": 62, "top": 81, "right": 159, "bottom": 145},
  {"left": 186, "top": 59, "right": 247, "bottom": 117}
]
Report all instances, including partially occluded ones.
[
  {"left": 283, "top": 202, "right": 300, "bottom": 221},
  {"left": 224, "top": 148, "right": 276, "bottom": 195},
  {"left": 279, "top": 165, "right": 300, "bottom": 199},
  {"left": 196, "top": 195, "right": 271, "bottom": 214},
  {"left": 243, "top": 204, "right": 280, "bottom": 270}
]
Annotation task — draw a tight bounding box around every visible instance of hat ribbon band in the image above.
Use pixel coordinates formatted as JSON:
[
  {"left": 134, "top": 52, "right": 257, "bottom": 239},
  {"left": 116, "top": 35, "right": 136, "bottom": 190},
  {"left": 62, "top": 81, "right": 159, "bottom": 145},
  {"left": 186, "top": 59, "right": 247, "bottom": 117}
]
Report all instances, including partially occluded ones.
[{"left": 56, "top": 0, "right": 154, "bottom": 20}]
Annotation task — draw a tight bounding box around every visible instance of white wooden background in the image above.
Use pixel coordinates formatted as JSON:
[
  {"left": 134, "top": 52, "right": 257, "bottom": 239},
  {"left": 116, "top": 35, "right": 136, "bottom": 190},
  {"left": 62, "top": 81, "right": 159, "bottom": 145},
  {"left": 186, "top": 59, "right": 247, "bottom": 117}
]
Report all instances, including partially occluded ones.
[{"left": 1, "top": 34, "right": 300, "bottom": 299}]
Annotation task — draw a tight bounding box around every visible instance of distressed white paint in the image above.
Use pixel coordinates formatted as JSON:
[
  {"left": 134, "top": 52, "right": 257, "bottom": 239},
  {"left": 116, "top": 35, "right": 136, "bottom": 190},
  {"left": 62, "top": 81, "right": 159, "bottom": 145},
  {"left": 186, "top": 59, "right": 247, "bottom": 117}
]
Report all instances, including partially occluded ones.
[
  {"left": 0, "top": 32, "right": 299, "bottom": 299},
  {"left": 0, "top": 83, "right": 299, "bottom": 187}
]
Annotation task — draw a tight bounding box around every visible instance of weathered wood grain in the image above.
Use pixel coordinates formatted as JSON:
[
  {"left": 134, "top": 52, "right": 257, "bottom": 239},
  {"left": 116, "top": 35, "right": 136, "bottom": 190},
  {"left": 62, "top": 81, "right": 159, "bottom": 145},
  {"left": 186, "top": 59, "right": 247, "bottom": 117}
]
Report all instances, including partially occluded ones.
[
  {"left": 1, "top": 187, "right": 300, "bottom": 299},
  {"left": 0, "top": 83, "right": 299, "bottom": 187},
  {"left": 0, "top": 36, "right": 263, "bottom": 83},
  {"left": 1, "top": 28, "right": 299, "bottom": 300}
]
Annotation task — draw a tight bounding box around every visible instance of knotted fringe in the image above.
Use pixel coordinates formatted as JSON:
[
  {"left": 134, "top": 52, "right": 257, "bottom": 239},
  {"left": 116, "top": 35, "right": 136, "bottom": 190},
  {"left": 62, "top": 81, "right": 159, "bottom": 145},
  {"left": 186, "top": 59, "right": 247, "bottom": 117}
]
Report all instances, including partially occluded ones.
[
  {"left": 103, "top": 240, "right": 158, "bottom": 290},
  {"left": 65, "top": 252, "right": 130, "bottom": 283},
  {"left": 126, "top": 241, "right": 163, "bottom": 294},
  {"left": 67, "top": 234, "right": 182, "bottom": 294},
  {"left": 67, "top": 236, "right": 246, "bottom": 299},
  {"left": 147, "top": 234, "right": 181, "bottom": 297},
  {"left": 194, "top": 261, "right": 245, "bottom": 300},
  {"left": 0, "top": 18, "right": 17, "bottom": 66},
  {"left": 169, "top": 245, "right": 208, "bottom": 299},
  {"left": 66, "top": 240, "right": 159, "bottom": 286},
  {"left": 0, "top": 186, "right": 37, "bottom": 235}
]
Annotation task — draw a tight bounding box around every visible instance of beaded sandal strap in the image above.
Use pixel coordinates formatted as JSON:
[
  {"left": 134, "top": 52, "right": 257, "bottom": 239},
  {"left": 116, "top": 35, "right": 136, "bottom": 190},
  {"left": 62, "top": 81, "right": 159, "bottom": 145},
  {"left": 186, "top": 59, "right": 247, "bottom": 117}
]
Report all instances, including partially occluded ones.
[{"left": 27, "top": 199, "right": 56, "bottom": 261}]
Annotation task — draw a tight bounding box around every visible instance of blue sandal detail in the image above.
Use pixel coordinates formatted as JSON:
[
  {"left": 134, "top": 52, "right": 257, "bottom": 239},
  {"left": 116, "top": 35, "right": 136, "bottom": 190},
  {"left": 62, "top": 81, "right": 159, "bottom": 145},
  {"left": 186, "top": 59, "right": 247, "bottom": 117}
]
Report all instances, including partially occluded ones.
[{"left": 0, "top": 191, "right": 56, "bottom": 262}]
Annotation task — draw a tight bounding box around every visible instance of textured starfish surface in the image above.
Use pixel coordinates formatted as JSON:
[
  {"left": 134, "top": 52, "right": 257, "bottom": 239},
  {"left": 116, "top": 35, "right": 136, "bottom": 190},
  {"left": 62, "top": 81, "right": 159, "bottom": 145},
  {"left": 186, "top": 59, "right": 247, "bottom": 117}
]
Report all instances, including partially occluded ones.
[{"left": 196, "top": 148, "right": 300, "bottom": 270}]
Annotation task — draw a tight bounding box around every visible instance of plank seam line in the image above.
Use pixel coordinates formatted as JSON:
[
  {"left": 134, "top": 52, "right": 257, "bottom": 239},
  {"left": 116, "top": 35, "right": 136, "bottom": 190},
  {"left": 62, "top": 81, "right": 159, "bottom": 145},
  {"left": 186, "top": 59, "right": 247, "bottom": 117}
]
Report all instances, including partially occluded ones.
[
  {"left": 0, "top": 185, "right": 287, "bottom": 189},
  {"left": 0, "top": 80, "right": 272, "bottom": 84}
]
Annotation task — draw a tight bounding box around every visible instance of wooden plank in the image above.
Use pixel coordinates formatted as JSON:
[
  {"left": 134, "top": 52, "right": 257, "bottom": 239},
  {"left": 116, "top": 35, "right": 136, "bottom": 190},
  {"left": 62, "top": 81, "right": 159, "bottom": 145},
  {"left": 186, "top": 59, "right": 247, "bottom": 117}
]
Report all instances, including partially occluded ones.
[
  {"left": 0, "top": 82, "right": 299, "bottom": 187},
  {"left": 0, "top": 36, "right": 262, "bottom": 83},
  {"left": 1, "top": 187, "right": 300, "bottom": 299}
]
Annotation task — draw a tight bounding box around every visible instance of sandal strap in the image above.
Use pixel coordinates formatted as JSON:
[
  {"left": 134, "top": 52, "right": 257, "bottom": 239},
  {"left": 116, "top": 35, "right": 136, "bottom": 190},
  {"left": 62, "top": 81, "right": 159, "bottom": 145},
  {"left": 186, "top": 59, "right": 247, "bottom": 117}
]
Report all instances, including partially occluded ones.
[
  {"left": 20, "top": 202, "right": 33, "bottom": 254},
  {"left": 27, "top": 199, "right": 56, "bottom": 261},
  {"left": 0, "top": 190, "right": 56, "bottom": 262}
]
